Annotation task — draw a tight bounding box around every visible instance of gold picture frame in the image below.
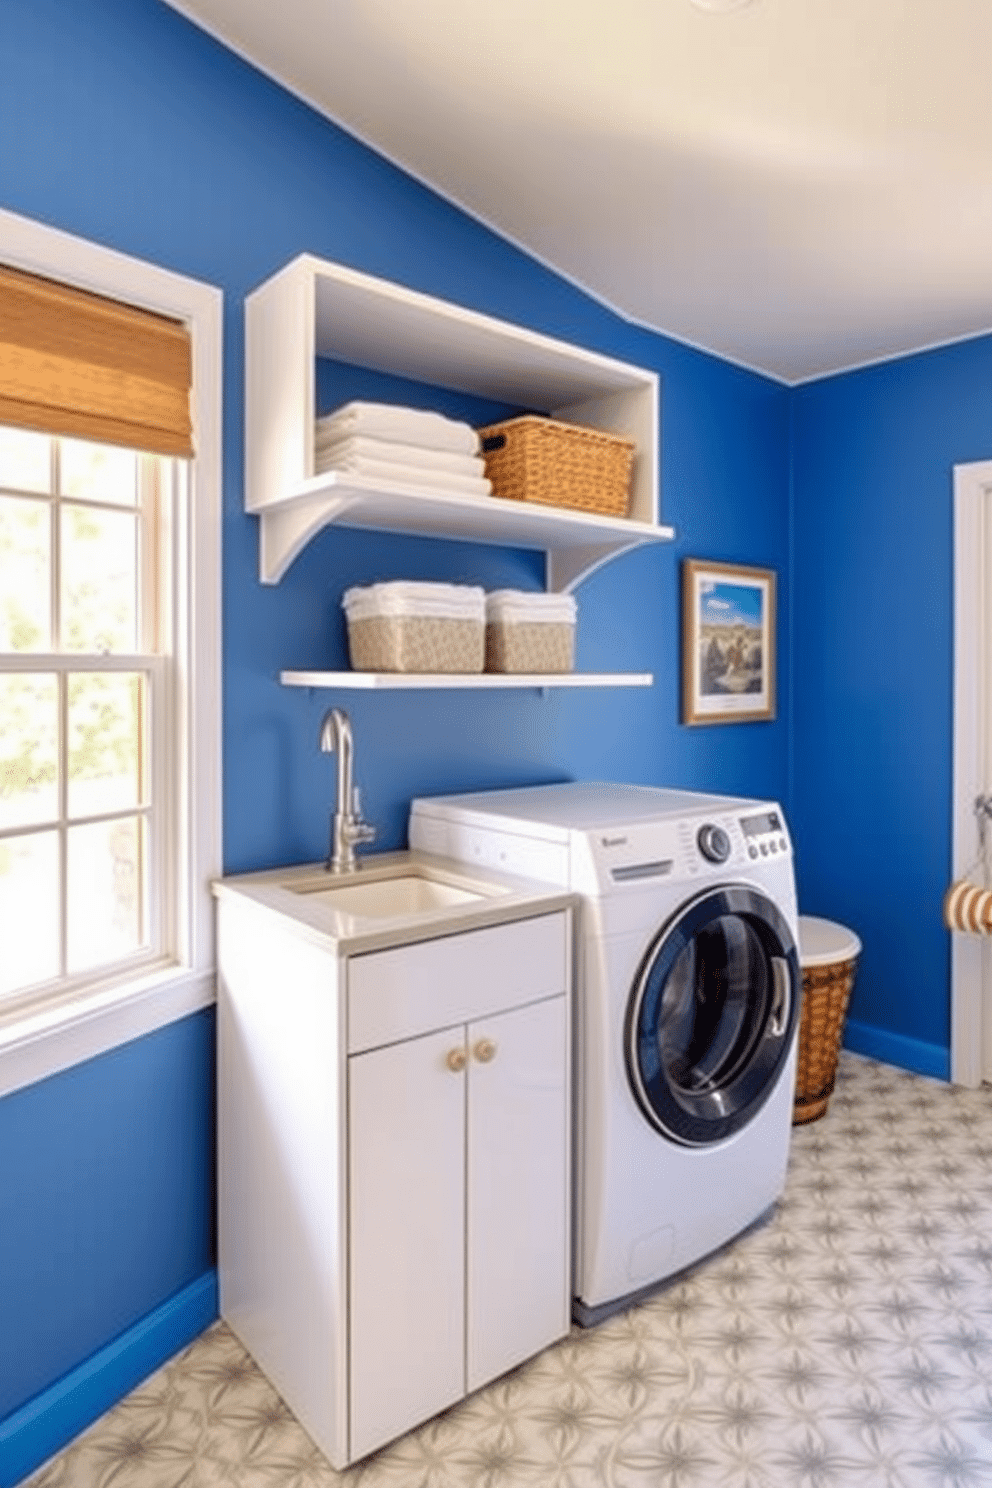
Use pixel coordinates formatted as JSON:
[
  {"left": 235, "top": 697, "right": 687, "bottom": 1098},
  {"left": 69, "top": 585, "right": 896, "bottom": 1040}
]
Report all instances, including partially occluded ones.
[{"left": 682, "top": 559, "right": 776, "bottom": 725}]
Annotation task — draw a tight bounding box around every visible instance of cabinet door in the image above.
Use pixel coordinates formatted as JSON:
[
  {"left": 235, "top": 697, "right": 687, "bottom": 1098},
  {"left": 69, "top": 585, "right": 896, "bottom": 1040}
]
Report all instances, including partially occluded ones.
[
  {"left": 349, "top": 1026, "right": 466, "bottom": 1461},
  {"left": 466, "top": 995, "right": 570, "bottom": 1393}
]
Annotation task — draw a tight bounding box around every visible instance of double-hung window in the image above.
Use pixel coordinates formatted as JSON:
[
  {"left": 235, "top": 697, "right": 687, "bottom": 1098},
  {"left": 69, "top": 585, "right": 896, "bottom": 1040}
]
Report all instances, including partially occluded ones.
[
  {"left": 0, "top": 211, "right": 221, "bottom": 1094},
  {"left": 1, "top": 431, "right": 177, "bottom": 997}
]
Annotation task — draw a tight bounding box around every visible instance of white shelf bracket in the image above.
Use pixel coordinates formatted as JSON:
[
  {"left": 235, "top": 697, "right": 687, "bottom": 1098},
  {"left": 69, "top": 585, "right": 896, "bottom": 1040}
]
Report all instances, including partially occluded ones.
[
  {"left": 546, "top": 535, "right": 670, "bottom": 593},
  {"left": 259, "top": 493, "right": 362, "bottom": 583}
]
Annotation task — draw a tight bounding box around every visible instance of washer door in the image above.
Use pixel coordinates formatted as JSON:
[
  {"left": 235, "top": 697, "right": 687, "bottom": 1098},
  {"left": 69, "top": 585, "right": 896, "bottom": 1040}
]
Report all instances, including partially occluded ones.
[{"left": 625, "top": 884, "right": 800, "bottom": 1147}]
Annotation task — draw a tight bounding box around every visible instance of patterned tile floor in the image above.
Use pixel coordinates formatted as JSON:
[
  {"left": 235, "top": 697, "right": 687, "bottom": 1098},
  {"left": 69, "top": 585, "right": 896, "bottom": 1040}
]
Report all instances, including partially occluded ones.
[{"left": 24, "top": 1053, "right": 992, "bottom": 1488}]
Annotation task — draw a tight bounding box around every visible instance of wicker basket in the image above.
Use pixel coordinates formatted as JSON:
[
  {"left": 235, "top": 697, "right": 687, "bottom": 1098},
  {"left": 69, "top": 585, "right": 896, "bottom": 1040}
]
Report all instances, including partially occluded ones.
[
  {"left": 478, "top": 416, "right": 634, "bottom": 518},
  {"left": 342, "top": 582, "right": 485, "bottom": 674},
  {"left": 793, "top": 916, "right": 861, "bottom": 1125},
  {"left": 484, "top": 589, "right": 577, "bottom": 674},
  {"left": 347, "top": 615, "right": 483, "bottom": 674}
]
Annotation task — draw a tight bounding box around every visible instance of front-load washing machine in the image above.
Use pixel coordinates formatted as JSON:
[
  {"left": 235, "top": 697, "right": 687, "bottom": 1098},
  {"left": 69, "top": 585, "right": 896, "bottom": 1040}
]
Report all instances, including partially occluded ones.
[{"left": 409, "top": 781, "right": 801, "bottom": 1325}]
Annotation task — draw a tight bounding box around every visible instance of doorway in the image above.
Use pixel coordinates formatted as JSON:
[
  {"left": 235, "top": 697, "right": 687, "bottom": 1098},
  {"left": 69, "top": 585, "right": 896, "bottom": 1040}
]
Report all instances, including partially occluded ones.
[{"left": 951, "top": 459, "right": 992, "bottom": 1086}]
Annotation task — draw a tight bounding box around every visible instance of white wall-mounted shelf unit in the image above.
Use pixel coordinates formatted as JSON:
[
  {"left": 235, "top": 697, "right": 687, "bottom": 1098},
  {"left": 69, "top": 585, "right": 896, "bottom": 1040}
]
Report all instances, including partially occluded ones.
[
  {"left": 279, "top": 670, "right": 653, "bottom": 691},
  {"left": 245, "top": 255, "right": 672, "bottom": 592}
]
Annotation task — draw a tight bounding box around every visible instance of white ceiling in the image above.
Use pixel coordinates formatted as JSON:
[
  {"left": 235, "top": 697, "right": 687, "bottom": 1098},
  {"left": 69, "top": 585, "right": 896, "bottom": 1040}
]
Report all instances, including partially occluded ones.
[{"left": 166, "top": 0, "right": 992, "bottom": 383}]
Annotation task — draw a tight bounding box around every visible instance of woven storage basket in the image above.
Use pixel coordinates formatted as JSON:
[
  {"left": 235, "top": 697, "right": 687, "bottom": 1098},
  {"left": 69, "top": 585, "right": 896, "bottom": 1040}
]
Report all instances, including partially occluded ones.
[
  {"left": 793, "top": 916, "right": 861, "bottom": 1125},
  {"left": 347, "top": 615, "right": 483, "bottom": 673},
  {"left": 484, "top": 590, "right": 577, "bottom": 674},
  {"left": 486, "top": 620, "right": 574, "bottom": 674},
  {"left": 479, "top": 415, "right": 634, "bottom": 518},
  {"left": 342, "top": 582, "right": 485, "bottom": 674}
]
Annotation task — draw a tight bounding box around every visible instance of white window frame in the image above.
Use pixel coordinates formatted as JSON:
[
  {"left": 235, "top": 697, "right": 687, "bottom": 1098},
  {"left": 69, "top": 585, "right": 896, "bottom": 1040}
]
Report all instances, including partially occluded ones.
[{"left": 0, "top": 207, "right": 222, "bottom": 1098}]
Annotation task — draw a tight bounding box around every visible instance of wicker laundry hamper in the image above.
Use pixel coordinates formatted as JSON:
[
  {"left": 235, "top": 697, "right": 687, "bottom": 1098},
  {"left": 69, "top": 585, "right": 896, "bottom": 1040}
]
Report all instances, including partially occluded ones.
[{"left": 792, "top": 915, "right": 862, "bottom": 1125}]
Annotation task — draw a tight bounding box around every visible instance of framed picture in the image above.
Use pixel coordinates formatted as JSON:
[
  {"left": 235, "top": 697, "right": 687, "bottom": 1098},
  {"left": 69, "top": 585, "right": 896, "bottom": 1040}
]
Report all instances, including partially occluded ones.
[{"left": 682, "top": 559, "right": 776, "bottom": 724}]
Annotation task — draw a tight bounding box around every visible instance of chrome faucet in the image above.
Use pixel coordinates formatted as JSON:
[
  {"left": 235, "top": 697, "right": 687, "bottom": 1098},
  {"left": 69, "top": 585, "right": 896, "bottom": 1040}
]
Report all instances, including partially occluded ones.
[{"left": 319, "top": 707, "right": 376, "bottom": 872}]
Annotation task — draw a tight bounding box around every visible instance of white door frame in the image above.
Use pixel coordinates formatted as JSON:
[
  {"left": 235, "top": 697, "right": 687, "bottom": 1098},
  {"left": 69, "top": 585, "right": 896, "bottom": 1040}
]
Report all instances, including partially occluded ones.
[{"left": 951, "top": 460, "right": 992, "bottom": 1087}]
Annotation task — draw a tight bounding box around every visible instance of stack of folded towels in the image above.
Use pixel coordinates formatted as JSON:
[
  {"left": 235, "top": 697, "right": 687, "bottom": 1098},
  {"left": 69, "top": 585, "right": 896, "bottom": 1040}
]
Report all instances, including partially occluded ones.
[{"left": 315, "top": 400, "right": 492, "bottom": 498}]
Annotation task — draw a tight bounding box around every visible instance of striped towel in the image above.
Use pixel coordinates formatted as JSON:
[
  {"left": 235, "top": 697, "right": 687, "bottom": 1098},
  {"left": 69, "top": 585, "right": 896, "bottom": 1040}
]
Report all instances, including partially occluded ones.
[{"left": 944, "top": 878, "right": 992, "bottom": 933}]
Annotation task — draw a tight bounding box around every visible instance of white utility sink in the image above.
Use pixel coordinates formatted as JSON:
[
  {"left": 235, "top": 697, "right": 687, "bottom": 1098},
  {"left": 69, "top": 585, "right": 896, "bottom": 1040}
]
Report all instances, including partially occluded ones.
[
  {"left": 292, "top": 870, "right": 493, "bottom": 920},
  {"left": 214, "top": 852, "right": 533, "bottom": 941}
]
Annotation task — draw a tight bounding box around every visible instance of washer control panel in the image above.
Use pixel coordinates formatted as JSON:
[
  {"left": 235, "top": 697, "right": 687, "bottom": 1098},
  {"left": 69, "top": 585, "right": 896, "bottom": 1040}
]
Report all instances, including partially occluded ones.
[{"left": 738, "top": 808, "right": 789, "bottom": 862}]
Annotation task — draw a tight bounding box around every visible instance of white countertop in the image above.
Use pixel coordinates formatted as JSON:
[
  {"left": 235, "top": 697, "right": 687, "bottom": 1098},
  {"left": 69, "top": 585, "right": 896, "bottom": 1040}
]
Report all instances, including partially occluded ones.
[{"left": 212, "top": 849, "right": 575, "bottom": 956}]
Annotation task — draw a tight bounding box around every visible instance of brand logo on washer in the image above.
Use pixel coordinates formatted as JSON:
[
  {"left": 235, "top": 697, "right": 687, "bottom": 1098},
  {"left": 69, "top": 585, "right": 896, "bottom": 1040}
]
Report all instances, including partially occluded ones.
[{"left": 600, "top": 834, "right": 628, "bottom": 848}]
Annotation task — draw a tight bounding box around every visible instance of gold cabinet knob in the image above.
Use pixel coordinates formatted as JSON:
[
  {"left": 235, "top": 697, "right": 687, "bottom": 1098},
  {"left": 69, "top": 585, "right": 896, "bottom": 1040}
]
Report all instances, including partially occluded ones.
[
  {"left": 445, "top": 1046, "right": 467, "bottom": 1073},
  {"left": 473, "top": 1038, "right": 498, "bottom": 1064}
]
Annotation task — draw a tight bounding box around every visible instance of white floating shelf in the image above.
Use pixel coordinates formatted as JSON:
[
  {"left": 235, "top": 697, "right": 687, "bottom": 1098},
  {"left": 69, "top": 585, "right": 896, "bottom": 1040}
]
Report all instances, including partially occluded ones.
[
  {"left": 245, "top": 255, "right": 672, "bottom": 591},
  {"left": 280, "top": 670, "right": 654, "bottom": 691},
  {"left": 258, "top": 473, "right": 673, "bottom": 590}
]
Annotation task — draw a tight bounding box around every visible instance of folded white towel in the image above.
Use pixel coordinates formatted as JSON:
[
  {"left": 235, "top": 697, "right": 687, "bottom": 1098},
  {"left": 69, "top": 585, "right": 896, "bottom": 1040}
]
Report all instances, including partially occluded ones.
[
  {"left": 343, "top": 581, "right": 486, "bottom": 622},
  {"left": 316, "top": 401, "right": 480, "bottom": 455},
  {"left": 316, "top": 451, "right": 492, "bottom": 497},
  {"left": 486, "top": 590, "right": 577, "bottom": 625},
  {"left": 314, "top": 433, "right": 486, "bottom": 480}
]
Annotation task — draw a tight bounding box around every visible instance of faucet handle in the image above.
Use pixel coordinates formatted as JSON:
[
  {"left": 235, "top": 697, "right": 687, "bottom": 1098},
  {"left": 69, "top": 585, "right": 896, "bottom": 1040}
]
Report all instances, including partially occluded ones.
[{"left": 350, "top": 787, "right": 377, "bottom": 846}]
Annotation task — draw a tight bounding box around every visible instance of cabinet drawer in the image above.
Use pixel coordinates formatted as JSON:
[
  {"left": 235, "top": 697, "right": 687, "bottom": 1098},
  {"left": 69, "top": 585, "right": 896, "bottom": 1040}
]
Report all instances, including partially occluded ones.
[{"left": 347, "top": 911, "right": 568, "bottom": 1053}]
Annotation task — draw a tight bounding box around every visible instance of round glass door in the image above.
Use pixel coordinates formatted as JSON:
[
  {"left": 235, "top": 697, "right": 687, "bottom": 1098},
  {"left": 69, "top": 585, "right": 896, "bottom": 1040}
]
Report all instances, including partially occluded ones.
[{"left": 625, "top": 885, "right": 800, "bottom": 1146}]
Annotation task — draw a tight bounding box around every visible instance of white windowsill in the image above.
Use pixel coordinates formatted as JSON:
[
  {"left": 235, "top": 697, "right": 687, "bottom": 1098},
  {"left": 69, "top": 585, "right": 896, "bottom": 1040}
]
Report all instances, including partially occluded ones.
[{"left": 0, "top": 964, "right": 217, "bottom": 1099}]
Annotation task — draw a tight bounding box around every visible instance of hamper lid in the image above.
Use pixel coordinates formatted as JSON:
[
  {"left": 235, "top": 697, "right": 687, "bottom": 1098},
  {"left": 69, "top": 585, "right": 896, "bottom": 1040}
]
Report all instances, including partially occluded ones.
[{"left": 798, "top": 914, "right": 862, "bottom": 967}]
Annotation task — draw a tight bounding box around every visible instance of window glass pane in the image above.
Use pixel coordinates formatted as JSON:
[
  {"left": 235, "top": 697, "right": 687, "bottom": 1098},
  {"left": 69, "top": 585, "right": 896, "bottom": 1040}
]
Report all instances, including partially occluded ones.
[
  {"left": 0, "top": 495, "right": 50, "bottom": 651},
  {"left": 61, "top": 504, "right": 138, "bottom": 652},
  {"left": 0, "top": 428, "right": 50, "bottom": 494},
  {"left": 0, "top": 831, "right": 59, "bottom": 994},
  {"left": 60, "top": 439, "right": 138, "bottom": 507},
  {"left": 0, "top": 674, "right": 58, "bottom": 829},
  {"left": 67, "top": 816, "right": 145, "bottom": 973},
  {"left": 68, "top": 672, "right": 144, "bottom": 818}
]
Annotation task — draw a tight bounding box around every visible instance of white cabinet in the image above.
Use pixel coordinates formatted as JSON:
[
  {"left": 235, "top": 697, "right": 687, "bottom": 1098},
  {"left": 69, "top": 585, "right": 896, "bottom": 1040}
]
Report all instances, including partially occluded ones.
[
  {"left": 245, "top": 253, "right": 673, "bottom": 594},
  {"left": 217, "top": 892, "right": 571, "bottom": 1471},
  {"left": 345, "top": 912, "right": 571, "bottom": 1458},
  {"left": 349, "top": 995, "right": 569, "bottom": 1459}
]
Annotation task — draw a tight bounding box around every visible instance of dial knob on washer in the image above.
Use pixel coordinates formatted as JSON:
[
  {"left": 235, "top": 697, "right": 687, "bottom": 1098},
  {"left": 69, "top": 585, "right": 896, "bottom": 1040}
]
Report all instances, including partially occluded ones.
[{"left": 697, "top": 823, "right": 731, "bottom": 863}]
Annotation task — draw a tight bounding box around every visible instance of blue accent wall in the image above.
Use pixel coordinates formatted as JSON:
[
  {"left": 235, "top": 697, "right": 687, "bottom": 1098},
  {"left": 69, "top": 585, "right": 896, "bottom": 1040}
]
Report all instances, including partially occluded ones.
[
  {"left": 790, "top": 335, "right": 992, "bottom": 1076},
  {"left": 2, "top": 0, "right": 986, "bottom": 1473},
  {"left": 0, "top": 1011, "right": 215, "bottom": 1422}
]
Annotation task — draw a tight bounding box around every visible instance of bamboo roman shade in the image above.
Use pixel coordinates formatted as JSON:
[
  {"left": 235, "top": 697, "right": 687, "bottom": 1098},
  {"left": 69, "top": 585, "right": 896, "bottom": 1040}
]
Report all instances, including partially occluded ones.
[{"left": 0, "top": 264, "right": 193, "bottom": 456}]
